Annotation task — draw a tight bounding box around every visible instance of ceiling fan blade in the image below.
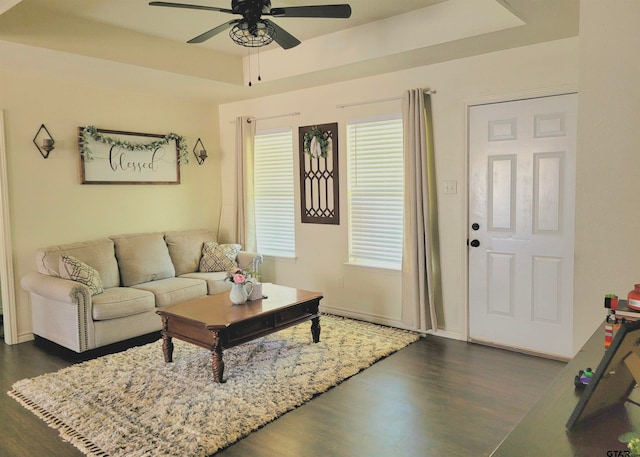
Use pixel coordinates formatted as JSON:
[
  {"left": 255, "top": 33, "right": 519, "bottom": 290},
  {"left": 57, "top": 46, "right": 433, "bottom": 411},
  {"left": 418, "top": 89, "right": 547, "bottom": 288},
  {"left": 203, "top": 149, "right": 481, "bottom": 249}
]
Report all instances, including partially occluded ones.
[
  {"left": 187, "top": 20, "right": 238, "bottom": 43},
  {"left": 263, "top": 19, "right": 301, "bottom": 50},
  {"left": 149, "top": 2, "right": 233, "bottom": 14},
  {"left": 269, "top": 4, "right": 352, "bottom": 19}
]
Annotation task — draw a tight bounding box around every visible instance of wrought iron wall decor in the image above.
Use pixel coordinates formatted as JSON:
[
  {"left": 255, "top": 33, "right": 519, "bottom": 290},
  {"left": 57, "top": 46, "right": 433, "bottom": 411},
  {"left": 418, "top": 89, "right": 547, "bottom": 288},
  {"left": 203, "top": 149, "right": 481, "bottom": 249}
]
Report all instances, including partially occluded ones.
[
  {"left": 33, "top": 124, "right": 55, "bottom": 159},
  {"left": 193, "top": 138, "right": 208, "bottom": 165},
  {"left": 299, "top": 122, "right": 339, "bottom": 225}
]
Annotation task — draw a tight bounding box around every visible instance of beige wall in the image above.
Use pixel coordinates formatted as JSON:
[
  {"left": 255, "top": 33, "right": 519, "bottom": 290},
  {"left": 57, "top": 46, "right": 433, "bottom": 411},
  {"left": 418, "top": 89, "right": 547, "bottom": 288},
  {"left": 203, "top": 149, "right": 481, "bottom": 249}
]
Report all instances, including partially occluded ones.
[
  {"left": 573, "top": 1, "right": 640, "bottom": 350},
  {"left": 0, "top": 60, "right": 222, "bottom": 342},
  {"left": 7, "top": 1, "right": 636, "bottom": 355},
  {"left": 219, "top": 38, "right": 579, "bottom": 340}
]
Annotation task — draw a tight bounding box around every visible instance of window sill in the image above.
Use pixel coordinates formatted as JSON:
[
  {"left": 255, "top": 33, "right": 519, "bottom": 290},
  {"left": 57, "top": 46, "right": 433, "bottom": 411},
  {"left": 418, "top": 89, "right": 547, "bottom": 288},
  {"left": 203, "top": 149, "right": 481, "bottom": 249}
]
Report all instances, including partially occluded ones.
[
  {"left": 344, "top": 260, "right": 401, "bottom": 273},
  {"left": 263, "top": 255, "right": 297, "bottom": 263}
]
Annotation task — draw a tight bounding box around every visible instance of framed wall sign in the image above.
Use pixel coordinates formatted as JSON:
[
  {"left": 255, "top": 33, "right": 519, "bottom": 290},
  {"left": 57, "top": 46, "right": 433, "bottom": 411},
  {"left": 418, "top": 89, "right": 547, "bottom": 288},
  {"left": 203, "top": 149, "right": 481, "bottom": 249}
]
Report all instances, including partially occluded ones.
[
  {"left": 298, "top": 122, "right": 340, "bottom": 225},
  {"left": 78, "top": 127, "right": 180, "bottom": 185}
]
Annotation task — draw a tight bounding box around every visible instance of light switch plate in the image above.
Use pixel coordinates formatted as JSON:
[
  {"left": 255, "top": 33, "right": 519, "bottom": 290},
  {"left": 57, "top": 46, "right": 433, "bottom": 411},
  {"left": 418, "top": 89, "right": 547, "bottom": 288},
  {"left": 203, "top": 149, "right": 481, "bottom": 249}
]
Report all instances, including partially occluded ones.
[{"left": 444, "top": 180, "right": 457, "bottom": 194}]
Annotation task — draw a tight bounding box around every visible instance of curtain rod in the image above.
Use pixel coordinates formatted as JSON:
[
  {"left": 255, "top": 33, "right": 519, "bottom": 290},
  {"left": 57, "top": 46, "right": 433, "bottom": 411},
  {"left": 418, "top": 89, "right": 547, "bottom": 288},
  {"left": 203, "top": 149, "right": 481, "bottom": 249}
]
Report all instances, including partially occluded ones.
[
  {"left": 247, "top": 112, "right": 301, "bottom": 123},
  {"left": 336, "top": 89, "right": 435, "bottom": 109}
]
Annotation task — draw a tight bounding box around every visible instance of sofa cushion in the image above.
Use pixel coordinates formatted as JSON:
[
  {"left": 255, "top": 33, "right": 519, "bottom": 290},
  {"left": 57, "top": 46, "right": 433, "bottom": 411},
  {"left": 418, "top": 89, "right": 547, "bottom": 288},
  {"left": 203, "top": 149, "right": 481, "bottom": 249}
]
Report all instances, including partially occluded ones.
[
  {"left": 35, "top": 238, "right": 120, "bottom": 289},
  {"left": 132, "top": 277, "right": 207, "bottom": 307},
  {"left": 164, "top": 229, "right": 217, "bottom": 276},
  {"left": 111, "top": 232, "right": 176, "bottom": 287},
  {"left": 59, "top": 255, "right": 104, "bottom": 296},
  {"left": 180, "top": 272, "right": 231, "bottom": 295},
  {"left": 92, "top": 287, "right": 155, "bottom": 321},
  {"left": 199, "top": 242, "right": 241, "bottom": 272}
]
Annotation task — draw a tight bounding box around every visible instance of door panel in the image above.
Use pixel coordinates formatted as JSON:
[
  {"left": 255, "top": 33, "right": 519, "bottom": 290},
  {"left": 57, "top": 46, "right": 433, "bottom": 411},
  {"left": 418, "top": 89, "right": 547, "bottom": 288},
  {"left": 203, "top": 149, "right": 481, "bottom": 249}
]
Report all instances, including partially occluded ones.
[{"left": 468, "top": 94, "right": 577, "bottom": 358}]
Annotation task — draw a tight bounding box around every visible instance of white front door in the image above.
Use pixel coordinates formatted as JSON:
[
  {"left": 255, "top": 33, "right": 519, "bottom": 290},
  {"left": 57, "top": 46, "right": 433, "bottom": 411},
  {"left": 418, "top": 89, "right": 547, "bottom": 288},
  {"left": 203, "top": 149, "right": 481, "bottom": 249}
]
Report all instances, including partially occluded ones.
[{"left": 468, "top": 94, "right": 577, "bottom": 358}]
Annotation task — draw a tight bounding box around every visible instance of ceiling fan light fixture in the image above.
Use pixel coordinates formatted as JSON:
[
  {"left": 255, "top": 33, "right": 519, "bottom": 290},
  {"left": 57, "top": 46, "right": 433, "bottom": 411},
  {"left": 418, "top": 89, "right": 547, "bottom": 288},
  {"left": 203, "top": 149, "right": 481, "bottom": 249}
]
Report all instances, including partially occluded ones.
[
  {"left": 150, "top": 0, "right": 351, "bottom": 50},
  {"left": 230, "top": 20, "right": 275, "bottom": 47}
]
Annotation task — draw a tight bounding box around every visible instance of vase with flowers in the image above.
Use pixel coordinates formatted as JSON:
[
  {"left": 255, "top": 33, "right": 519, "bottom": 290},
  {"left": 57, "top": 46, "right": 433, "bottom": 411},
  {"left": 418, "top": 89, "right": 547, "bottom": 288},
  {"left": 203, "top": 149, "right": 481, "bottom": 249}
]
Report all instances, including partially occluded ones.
[{"left": 226, "top": 267, "right": 254, "bottom": 304}]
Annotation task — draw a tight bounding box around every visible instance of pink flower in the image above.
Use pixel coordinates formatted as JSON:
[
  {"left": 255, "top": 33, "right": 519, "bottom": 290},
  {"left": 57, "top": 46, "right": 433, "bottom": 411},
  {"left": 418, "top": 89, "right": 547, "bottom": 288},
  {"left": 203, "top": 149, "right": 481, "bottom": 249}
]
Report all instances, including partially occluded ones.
[{"left": 233, "top": 273, "right": 245, "bottom": 284}]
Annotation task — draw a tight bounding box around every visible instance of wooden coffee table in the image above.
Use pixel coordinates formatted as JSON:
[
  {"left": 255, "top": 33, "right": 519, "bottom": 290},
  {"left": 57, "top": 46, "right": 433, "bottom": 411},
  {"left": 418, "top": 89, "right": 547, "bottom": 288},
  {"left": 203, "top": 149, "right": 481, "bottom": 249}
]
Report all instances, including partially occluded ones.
[{"left": 156, "top": 283, "right": 322, "bottom": 382}]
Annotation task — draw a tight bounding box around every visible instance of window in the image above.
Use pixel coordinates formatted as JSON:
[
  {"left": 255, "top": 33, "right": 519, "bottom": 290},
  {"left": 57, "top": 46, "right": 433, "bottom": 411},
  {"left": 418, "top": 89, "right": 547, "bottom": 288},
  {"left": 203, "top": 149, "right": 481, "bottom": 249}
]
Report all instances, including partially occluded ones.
[
  {"left": 254, "top": 128, "right": 295, "bottom": 257},
  {"left": 347, "top": 116, "right": 404, "bottom": 269}
]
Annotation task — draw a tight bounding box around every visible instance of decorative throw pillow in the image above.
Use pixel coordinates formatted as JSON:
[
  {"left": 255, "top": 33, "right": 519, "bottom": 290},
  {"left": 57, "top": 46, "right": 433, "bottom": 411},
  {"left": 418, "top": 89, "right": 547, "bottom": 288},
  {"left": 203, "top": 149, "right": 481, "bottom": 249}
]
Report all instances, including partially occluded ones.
[
  {"left": 59, "top": 255, "right": 104, "bottom": 296},
  {"left": 199, "top": 242, "right": 241, "bottom": 272}
]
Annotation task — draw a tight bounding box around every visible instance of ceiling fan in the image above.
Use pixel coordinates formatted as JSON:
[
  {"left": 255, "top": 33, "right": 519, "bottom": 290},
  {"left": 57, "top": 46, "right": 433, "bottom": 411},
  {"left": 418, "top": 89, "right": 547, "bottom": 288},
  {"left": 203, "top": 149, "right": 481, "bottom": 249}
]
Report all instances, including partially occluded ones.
[{"left": 149, "top": 0, "right": 352, "bottom": 50}]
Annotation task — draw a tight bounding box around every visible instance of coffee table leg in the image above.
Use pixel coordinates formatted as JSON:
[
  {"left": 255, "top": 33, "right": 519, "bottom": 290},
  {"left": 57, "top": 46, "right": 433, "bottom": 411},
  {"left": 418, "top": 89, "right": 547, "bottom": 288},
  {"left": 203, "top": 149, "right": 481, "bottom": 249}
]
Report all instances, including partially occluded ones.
[
  {"left": 161, "top": 316, "right": 174, "bottom": 362},
  {"left": 311, "top": 316, "right": 321, "bottom": 343},
  {"left": 162, "top": 335, "right": 174, "bottom": 362},
  {"left": 211, "top": 334, "right": 225, "bottom": 383}
]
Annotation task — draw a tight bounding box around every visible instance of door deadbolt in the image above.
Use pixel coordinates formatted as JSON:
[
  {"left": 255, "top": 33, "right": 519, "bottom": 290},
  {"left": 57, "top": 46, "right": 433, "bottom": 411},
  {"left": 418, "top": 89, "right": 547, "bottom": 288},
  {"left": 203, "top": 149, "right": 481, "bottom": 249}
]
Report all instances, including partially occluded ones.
[{"left": 472, "top": 223, "right": 480, "bottom": 231}]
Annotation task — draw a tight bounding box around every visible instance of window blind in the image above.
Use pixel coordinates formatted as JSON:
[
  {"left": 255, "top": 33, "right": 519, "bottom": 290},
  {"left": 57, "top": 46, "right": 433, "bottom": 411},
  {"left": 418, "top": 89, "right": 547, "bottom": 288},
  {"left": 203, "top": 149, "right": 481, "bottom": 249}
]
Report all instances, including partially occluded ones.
[
  {"left": 254, "top": 129, "right": 295, "bottom": 257},
  {"left": 347, "top": 117, "right": 404, "bottom": 268}
]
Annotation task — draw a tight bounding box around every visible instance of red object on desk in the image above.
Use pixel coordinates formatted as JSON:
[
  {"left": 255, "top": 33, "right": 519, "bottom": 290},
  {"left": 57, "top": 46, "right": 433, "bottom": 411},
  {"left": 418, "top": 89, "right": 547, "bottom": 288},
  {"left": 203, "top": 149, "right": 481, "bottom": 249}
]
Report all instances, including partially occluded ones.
[
  {"left": 604, "top": 324, "right": 614, "bottom": 348},
  {"left": 628, "top": 284, "right": 640, "bottom": 311},
  {"left": 604, "top": 295, "right": 619, "bottom": 310}
]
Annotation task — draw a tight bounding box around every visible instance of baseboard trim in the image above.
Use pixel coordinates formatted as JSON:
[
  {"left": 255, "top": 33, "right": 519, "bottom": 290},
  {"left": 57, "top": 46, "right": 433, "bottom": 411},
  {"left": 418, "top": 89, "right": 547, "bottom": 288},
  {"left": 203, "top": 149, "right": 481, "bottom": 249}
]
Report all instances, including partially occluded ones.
[
  {"left": 426, "top": 328, "right": 465, "bottom": 341},
  {"left": 469, "top": 337, "right": 571, "bottom": 362},
  {"left": 320, "top": 305, "right": 465, "bottom": 342},
  {"left": 320, "top": 305, "right": 405, "bottom": 330},
  {"left": 17, "top": 332, "right": 35, "bottom": 344}
]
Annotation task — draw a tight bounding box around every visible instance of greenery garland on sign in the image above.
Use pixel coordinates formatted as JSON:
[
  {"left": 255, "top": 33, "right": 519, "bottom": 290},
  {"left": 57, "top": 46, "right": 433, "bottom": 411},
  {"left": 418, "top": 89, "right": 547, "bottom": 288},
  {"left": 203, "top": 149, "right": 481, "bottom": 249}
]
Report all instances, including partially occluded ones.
[
  {"left": 303, "top": 126, "right": 331, "bottom": 159},
  {"left": 80, "top": 125, "right": 189, "bottom": 164}
]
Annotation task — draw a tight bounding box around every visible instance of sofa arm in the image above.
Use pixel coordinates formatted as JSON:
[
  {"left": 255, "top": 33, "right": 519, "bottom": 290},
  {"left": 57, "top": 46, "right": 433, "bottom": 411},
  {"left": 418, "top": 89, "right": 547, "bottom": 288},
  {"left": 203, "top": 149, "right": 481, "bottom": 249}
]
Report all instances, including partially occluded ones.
[
  {"left": 21, "top": 271, "right": 91, "bottom": 305},
  {"left": 22, "top": 271, "right": 95, "bottom": 352},
  {"left": 237, "top": 251, "right": 263, "bottom": 273}
]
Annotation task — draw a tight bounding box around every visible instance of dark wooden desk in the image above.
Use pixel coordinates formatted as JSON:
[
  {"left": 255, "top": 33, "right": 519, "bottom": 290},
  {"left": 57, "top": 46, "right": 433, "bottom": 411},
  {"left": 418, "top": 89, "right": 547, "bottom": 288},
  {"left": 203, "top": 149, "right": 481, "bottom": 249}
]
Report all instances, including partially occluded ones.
[{"left": 491, "top": 322, "right": 640, "bottom": 456}]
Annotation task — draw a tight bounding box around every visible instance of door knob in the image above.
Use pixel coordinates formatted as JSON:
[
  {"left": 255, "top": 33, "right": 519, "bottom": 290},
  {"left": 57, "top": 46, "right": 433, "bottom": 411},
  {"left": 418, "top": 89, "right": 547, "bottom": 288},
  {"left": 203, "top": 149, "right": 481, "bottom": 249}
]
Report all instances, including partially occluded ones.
[{"left": 470, "top": 239, "right": 480, "bottom": 248}]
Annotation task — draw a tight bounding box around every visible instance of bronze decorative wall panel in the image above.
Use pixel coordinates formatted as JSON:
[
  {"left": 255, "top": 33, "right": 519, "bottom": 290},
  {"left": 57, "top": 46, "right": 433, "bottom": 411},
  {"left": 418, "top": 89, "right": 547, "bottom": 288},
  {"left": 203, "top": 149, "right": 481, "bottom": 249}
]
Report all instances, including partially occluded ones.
[{"left": 299, "top": 123, "right": 339, "bottom": 225}]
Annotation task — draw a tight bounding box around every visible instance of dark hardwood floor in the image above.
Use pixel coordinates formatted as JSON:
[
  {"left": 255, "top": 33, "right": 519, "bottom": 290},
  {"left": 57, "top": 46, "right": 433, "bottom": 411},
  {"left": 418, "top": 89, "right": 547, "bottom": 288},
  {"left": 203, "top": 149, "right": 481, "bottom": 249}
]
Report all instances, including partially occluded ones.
[{"left": 0, "top": 331, "right": 565, "bottom": 457}]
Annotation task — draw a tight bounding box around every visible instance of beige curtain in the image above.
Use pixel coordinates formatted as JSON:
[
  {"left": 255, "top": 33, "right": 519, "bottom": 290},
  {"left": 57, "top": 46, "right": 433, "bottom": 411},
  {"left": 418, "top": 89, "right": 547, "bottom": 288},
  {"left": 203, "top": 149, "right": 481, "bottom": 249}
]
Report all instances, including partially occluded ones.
[
  {"left": 401, "top": 89, "right": 441, "bottom": 332},
  {"left": 235, "top": 116, "right": 257, "bottom": 251}
]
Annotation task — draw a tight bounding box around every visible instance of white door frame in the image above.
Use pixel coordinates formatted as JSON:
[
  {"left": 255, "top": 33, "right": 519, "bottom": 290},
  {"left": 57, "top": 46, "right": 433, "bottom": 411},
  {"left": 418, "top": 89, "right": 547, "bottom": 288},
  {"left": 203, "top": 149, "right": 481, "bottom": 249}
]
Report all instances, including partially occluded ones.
[
  {"left": 462, "top": 85, "right": 578, "bottom": 346},
  {"left": 0, "top": 109, "right": 18, "bottom": 345}
]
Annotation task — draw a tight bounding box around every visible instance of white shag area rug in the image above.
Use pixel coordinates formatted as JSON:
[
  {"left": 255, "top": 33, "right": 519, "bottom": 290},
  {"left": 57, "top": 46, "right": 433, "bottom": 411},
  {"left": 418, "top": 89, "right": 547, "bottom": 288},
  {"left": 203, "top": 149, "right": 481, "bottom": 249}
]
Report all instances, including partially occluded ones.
[{"left": 9, "top": 315, "right": 420, "bottom": 457}]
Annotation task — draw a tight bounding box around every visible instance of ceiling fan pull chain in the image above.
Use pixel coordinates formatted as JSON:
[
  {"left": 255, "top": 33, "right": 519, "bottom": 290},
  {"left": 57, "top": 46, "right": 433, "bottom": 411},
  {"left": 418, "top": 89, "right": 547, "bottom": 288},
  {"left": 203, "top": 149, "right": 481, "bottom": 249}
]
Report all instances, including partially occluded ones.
[
  {"left": 248, "top": 48, "right": 253, "bottom": 87},
  {"left": 257, "top": 47, "right": 262, "bottom": 82}
]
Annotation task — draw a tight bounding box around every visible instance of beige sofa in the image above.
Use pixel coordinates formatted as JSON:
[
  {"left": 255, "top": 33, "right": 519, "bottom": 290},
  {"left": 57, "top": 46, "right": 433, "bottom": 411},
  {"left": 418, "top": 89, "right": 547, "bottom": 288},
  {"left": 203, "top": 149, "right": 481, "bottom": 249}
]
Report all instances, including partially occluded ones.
[{"left": 21, "top": 229, "right": 261, "bottom": 353}]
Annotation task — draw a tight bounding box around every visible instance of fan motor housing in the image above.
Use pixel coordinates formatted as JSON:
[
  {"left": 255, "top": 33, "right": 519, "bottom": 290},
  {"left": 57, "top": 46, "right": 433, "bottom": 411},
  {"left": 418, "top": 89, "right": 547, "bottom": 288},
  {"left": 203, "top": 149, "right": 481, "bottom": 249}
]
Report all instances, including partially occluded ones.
[{"left": 232, "top": 0, "right": 272, "bottom": 19}]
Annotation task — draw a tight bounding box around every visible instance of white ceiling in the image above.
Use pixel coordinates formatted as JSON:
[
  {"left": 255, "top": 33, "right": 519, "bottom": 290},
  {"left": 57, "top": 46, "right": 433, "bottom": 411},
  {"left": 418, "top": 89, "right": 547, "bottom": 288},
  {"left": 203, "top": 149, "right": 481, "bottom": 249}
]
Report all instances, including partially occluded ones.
[
  {"left": 0, "top": 0, "right": 579, "bottom": 103},
  {"left": 27, "top": 0, "right": 448, "bottom": 56}
]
